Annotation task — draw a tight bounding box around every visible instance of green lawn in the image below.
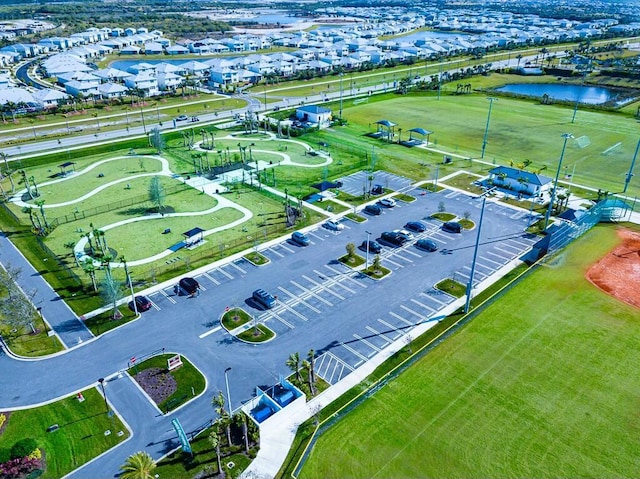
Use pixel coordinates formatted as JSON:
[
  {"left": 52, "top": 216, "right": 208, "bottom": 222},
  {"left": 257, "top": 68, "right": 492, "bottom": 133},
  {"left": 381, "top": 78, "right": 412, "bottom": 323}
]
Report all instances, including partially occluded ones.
[
  {"left": 129, "top": 354, "right": 206, "bottom": 413},
  {"left": 0, "top": 314, "right": 64, "bottom": 357},
  {"left": 301, "top": 224, "right": 640, "bottom": 478},
  {"left": 0, "top": 389, "right": 129, "bottom": 479}
]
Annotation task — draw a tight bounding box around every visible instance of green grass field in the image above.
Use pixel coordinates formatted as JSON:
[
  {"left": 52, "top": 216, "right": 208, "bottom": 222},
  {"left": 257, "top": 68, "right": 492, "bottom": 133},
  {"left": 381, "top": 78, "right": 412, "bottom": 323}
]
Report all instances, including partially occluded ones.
[
  {"left": 0, "top": 388, "right": 129, "bottom": 478},
  {"left": 300, "top": 224, "right": 640, "bottom": 478}
]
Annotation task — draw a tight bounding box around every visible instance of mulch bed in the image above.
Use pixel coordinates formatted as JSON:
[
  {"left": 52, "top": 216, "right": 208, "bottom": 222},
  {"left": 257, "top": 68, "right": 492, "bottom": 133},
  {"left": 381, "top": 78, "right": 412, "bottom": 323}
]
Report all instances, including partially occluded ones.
[
  {"left": 586, "top": 228, "right": 640, "bottom": 309},
  {"left": 133, "top": 368, "right": 177, "bottom": 405}
]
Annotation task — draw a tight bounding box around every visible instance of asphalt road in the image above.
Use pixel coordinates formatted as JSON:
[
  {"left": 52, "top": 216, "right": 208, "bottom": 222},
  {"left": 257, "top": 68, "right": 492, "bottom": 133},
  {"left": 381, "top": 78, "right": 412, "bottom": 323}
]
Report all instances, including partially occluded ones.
[{"left": 0, "top": 185, "right": 539, "bottom": 477}]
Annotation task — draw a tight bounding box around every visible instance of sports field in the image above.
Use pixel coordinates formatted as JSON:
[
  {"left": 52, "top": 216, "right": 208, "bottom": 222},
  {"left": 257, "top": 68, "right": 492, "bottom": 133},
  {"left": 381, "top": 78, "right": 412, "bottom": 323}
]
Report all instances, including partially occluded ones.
[{"left": 300, "top": 224, "right": 640, "bottom": 478}]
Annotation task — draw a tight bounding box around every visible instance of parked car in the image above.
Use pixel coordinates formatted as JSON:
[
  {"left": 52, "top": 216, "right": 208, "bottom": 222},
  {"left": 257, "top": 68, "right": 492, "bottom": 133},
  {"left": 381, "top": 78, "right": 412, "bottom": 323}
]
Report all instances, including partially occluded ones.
[
  {"left": 404, "top": 221, "right": 426, "bottom": 233},
  {"left": 415, "top": 239, "right": 439, "bottom": 252},
  {"left": 252, "top": 289, "right": 276, "bottom": 309},
  {"left": 129, "top": 295, "right": 153, "bottom": 312},
  {"left": 176, "top": 115, "right": 188, "bottom": 121},
  {"left": 442, "top": 221, "right": 462, "bottom": 233},
  {"left": 360, "top": 240, "right": 383, "bottom": 254},
  {"left": 364, "top": 204, "right": 382, "bottom": 215},
  {"left": 379, "top": 197, "right": 396, "bottom": 208},
  {"left": 291, "top": 231, "right": 310, "bottom": 246},
  {"left": 370, "top": 184, "right": 384, "bottom": 195},
  {"left": 178, "top": 277, "right": 199, "bottom": 295},
  {"left": 380, "top": 231, "right": 408, "bottom": 247},
  {"left": 394, "top": 229, "right": 414, "bottom": 240},
  {"left": 324, "top": 219, "right": 344, "bottom": 231}
]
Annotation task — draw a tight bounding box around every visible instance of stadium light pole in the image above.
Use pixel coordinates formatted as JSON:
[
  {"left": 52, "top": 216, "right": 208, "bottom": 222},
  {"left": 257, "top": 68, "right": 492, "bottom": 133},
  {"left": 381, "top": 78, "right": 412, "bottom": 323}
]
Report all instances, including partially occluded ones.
[
  {"left": 623, "top": 138, "right": 640, "bottom": 194},
  {"left": 464, "top": 197, "right": 486, "bottom": 314},
  {"left": 339, "top": 72, "right": 344, "bottom": 120},
  {"left": 365, "top": 230, "right": 372, "bottom": 270},
  {"left": 544, "top": 133, "right": 574, "bottom": 230},
  {"left": 481, "top": 97, "right": 498, "bottom": 159}
]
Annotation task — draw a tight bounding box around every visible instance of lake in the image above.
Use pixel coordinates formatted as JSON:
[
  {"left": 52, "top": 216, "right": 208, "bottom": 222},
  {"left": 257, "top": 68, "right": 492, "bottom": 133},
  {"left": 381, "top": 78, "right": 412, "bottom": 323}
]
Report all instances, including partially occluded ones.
[{"left": 495, "top": 83, "right": 620, "bottom": 105}]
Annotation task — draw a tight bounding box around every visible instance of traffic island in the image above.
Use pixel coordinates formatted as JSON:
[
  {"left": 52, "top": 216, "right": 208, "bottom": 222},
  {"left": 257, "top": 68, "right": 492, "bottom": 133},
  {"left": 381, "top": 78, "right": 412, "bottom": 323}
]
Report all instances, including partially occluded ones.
[
  {"left": 338, "top": 253, "right": 365, "bottom": 269},
  {"left": 129, "top": 353, "right": 206, "bottom": 414},
  {"left": 237, "top": 324, "right": 276, "bottom": 343},
  {"left": 362, "top": 264, "right": 391, "bottom": 280},
  {"left": 435, "top": 278, "right": 466, "bottom": 298},
  {"left": 221, "top": 307, "right": 252, "bottom": 331},
  {"left": 244, "top": 251, "right": 270, "bottom": 266}
]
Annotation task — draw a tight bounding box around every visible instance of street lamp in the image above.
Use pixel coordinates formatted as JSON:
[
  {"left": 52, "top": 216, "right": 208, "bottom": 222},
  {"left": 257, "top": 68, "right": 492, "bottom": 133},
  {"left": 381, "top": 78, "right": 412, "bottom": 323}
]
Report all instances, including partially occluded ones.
[
  {"left": 339, "top": 72, "right": 344, "bottom": 120},
  {"left": 543, "top": 133, "right": 574, "bottom": 230},
  {"left": 97, "top": 378, "right": 109, "bottom": 413},
  {"left": 464, "top": 198, "right": 486, "bottom": 313},
  {"left": 120, "top": 256, "right": 137, "bottom": 315},
  {"left": 623, "top": 138, "right": 639, "bottom": 194},
  {"left": 481, "top": 97, "right": 497, "bottom": 159},
  {"left": 224, "top": 367, "right": 232, "bottom": 413},
  {"left": 365, "top": 230, "right": 372, "bottom": 269},
  {"left": 139, "top": 103, "right": 147, "bottom": 134}
]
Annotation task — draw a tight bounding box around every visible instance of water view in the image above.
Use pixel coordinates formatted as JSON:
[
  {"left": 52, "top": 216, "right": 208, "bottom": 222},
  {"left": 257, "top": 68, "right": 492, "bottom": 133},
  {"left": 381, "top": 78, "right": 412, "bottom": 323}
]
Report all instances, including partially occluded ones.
[{"left": 495, "top": 83, "right": 620, "bottom": 105}]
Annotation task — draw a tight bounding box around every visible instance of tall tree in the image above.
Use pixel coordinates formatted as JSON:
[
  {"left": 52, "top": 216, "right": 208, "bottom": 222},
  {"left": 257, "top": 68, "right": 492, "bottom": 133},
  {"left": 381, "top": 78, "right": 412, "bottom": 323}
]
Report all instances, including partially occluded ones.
[
  {"left": 208, "top": 427, "right": 224, "bottom": 478},
  {"left": 119, "top": 451, "right": 156, "bottom": 479},
  {"left": 286, "top": 352, "right": 301, "bottom": 383},
  {"left": 81, "top": 258, "right": 97, "bottom": 292},
  {"left": 100, "top": 269, "right": 122, "bottom": 319},
  {"left": 307, "top": 349, "right": 316, "bottom": 388},
  {"left": 148, "top": 176, "right": 165, "bottom": 213}
]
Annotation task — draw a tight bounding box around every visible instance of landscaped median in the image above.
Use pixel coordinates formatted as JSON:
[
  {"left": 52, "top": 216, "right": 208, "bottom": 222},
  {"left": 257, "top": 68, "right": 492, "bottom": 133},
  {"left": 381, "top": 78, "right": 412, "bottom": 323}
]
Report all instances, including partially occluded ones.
[
  {"left": 338, "top": 243, "right": 391, "bottom": 280},
  {"left": 220, "top": 307, "right": 275, "bottom": 344},
  {"left": 128, "top": 353, "right": 206, "bottom": 414}
]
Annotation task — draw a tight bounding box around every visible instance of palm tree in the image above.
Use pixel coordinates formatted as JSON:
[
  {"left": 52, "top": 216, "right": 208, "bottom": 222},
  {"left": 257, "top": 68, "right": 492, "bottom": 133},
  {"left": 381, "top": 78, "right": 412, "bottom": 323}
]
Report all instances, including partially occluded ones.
[
  {"left": 119, "top": 451, "right": 156, "bottom": 479},
  {"left": 82, "top": 257, "right": 97, "bottom": 292},
  {"left": 22, "top": 206, "right": 37, "bottom": 231},
  {"left": 34, "top": 199, "right": 48, "bottom": 229},
  {"left": 286, "top": 352, "right": 301, "bottom": 382},
  {"left": 208, "top": 427, "right": 224, "bottom": 478},
  {"left": 233, "top": 412, "right": 250, "bottom": 454},
  {"left": 307, "top": 349, "right": 316, "bottom": 387},
  {"left": 302, "top": 359, "right": 315, "bottom": 396}
]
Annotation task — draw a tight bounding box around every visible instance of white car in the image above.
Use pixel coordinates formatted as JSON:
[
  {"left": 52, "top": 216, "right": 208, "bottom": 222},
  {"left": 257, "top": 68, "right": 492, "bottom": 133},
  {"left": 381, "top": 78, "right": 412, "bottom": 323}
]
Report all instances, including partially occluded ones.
[
  {"left": 324, "top": 219, "right": 344, "bottom": 231},
  {"left": 379, "top": 197, "right": 396, "bottom": 208},
  {"left": 394, "top": 229, "right": 414, "bottom": 239}
]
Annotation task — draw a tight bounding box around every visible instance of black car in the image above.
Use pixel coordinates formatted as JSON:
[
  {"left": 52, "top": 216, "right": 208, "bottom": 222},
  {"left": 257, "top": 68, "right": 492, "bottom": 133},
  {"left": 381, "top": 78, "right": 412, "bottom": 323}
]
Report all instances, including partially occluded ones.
[
  {"left": 380, "top": 231, "right": 408, "bottom": 247},
  {"left": 370, "top": 184, "right": 384, "bottom": 195},
  {"left": 364, "top": 204, "right": 382, "bottom": 216},
  {"left": 442, "top": 221, "right": 462, "bottom": 233},
  {"left": 360, "top": 240, "right": 383, "bottom": 254},
  {"left": 415, "top": 239, "right": 439, "bottom": 252},
  {"left": 129, "top": 295, "right": 153, "bottom": 312},
  {"left": 252, "top": 289, "right": 276, "bottom": 309},
  {"left": 405, "top": 221, "right": 426, "bottom": 233},
  {"left": 178, "top": 277, "right": 200, "bottom": 295}
]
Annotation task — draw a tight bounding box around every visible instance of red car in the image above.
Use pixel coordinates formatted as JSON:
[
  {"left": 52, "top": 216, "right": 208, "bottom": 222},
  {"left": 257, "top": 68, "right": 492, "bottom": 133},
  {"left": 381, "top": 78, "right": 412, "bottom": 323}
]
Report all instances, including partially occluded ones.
[{"left": 129, "top": 295, "right": 153, "bottom": 312}]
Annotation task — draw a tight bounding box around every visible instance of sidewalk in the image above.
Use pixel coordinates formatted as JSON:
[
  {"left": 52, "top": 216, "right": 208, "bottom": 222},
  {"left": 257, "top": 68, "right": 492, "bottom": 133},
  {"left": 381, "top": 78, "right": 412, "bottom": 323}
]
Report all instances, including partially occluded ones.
[{"left": 0, "top": 232, "right": 94, "bottom": 350}]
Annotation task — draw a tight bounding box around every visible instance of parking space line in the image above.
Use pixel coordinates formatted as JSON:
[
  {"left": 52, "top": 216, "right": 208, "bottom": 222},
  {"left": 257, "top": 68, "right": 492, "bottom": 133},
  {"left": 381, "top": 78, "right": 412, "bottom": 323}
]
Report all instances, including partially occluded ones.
[
  {"left": 290, "top": 280, "right": 333, "bottom": 306},
  {"left": 313, "top": 269, "right": 356, "bottom": 294},
  {"left": 302, "top": 275, "right": 345, "bottom": 300},
  {"left": 341, "top": 342, "right": 368, "bottom": 363},
  {"left": 353, "top": 333, "right": 381, "bottom": 353},
  {"left": 267, "top": 247, "right": 285, "bottom": 258},
  {"left": 381, "top": 256, "right": 404, "bottom": 268},
  {"left": 493, "top": 247, "right": 517, "bottom": 259},
  {"left": 265, "top": 310, "right": 295, "bottom": 329},
  {"left": 217, "top": 267, "right": 234, "bottom": 280},
  {"left": 402, "top": 248, "right": 422, "bottom": 259},
  {"left": 392, "top": 251, "right": 414, "bottom": 263},
  {"left": 479, "top": 255, "right": 501, "bottom": 266},
  {"left": 389, "top": 311, "right": 413, "bottom": 326},
  {"left": 275, "top": 299, "right": 311, "bottom": 321},
  {"left": 203, "top": 272, "right": 220, "bottom": 285},
  {"left": 277, "top": 286, "right": 321, "bottom": 314},
  {"left": 463, "top": 265, "right": 487, "bottom": 279},
  {"left": 410, "top": 298, "right": 435, "bottom": 313},
  {"left": 366, "top": 325, "right": 394, "bottom": 345},
  {"left": 279, "top": 243, "right": 295, "bottom": 253},
  {"left": 377, "top": 318, "right": 404, "bottom": 338},
  {"left": 497, "top": 242, "right": 522, "bottom": 252},
  {"left": 158, "top": 290, "right": 176, "bottom": 304},
  {"left": 308, "top": 231, "right": 325, "bottom": 242},
  {"left": 230, "top": 262, "right": 247, "bottom": 274},
  {"left": 400, "top": 304, "right": 427, "bottom": 321},
  {"left": 420, "top": 291, "right": 448, "bottom": 306},
  {"left": 322, "top": 265, "right": 368, "bottom": 289}
]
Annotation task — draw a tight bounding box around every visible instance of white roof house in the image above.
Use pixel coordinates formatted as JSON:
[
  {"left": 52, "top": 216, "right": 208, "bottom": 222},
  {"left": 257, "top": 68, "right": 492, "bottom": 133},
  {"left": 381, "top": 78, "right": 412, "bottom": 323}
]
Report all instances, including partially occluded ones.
[
  {"left": 295, "top": 105, "right": 332, "bottom": 128},
  {"left": 98, "top": 82, "right": 128, "bottom": 99},
  {"left": 156, "top": 72, "right": 183, "bottom": 91},
  {"left": 32, "top": 88, "right": 68, "bottom": 109},
  {"left": 123, "top": 72, "right": 159, "bottom": 96}
]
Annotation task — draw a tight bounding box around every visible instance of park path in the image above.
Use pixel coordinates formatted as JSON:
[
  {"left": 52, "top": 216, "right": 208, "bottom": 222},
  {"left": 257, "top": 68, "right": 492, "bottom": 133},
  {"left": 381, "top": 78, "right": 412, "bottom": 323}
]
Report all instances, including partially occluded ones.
[{"left": 0, "top": 232, "right": 94, "bottom": 349}]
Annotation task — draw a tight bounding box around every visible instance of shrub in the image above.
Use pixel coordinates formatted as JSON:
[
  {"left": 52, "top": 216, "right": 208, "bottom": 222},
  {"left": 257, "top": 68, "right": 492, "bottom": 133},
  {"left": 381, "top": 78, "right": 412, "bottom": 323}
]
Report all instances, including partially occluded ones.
[
  {"left": 10, "top": 438, "right": 37, "bottom": 459},
  {"left": 0, "top": 413, "right": 5, "bottom": 429},
  {"left": 0, "top": 448, "right": 11, "bottom": 464}
]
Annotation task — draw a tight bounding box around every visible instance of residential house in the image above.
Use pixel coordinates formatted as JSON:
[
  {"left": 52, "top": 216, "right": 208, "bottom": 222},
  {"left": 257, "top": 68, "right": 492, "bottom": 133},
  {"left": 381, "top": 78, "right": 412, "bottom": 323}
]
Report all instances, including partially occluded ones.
[
  {"left": 32, "top": 88, "right": 68, "bottom": 109},
  {"left": 123, "top": 72, "right": 159, "bottom": 96},
  {"left": 295, "top": 105, "right": 332, "bottom": 128}
]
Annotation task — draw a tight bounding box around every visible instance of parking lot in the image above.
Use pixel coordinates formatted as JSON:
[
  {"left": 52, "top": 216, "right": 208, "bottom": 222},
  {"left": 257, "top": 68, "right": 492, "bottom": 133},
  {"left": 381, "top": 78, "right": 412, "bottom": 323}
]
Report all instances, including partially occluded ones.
[{"left": 142, "top": 187, "right": 539, "bottom": 387}]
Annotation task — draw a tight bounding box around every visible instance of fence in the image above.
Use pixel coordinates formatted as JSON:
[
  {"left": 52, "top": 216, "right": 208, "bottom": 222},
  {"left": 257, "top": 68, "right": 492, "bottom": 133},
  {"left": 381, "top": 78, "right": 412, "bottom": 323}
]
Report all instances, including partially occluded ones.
[
  {"left": 36, "top": 237, "right": 82, "bottom": 286},
  {"left": 50, "top": 182, "right": 189, "bottom": 227}
]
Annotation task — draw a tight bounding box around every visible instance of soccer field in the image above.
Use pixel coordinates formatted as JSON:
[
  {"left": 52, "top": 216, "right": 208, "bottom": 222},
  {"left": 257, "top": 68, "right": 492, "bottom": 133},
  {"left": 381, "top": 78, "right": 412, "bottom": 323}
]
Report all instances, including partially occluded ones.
[{"left": 300, "top": 224, "right": 640, "bottom": 478}]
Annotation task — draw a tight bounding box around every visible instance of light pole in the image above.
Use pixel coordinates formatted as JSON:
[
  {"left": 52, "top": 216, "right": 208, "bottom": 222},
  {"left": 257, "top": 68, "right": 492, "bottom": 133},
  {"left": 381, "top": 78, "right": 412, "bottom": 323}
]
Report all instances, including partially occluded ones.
[
  {"left": 623, "top": 138, "right": 639, "bottom": 194},
  {"left": 339, "top": 72, "right": 344, "bottom": 120},
  {"left": 120, "top": 256, "right": 137, "bottom": 315},
  {"left": 98, "top": 378, "right": 109, "bottom": 413},
  {"left": 224, "top": 367, "right": 232, "bottom": 413},
  {"left": 139, "top": 103, "right": 147, "bottom": 134},
  {"left": 544, "top": 133, "right": 574, "bottom": 230},
  {"left": 464, "top": 198, "right": 486, "bottom": 313},
  {"left": 365, "top": 230, "right": 372, "bottom": 269},
  {"left": 481, "top": 97, "right": 497, "bottom": 159}
]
